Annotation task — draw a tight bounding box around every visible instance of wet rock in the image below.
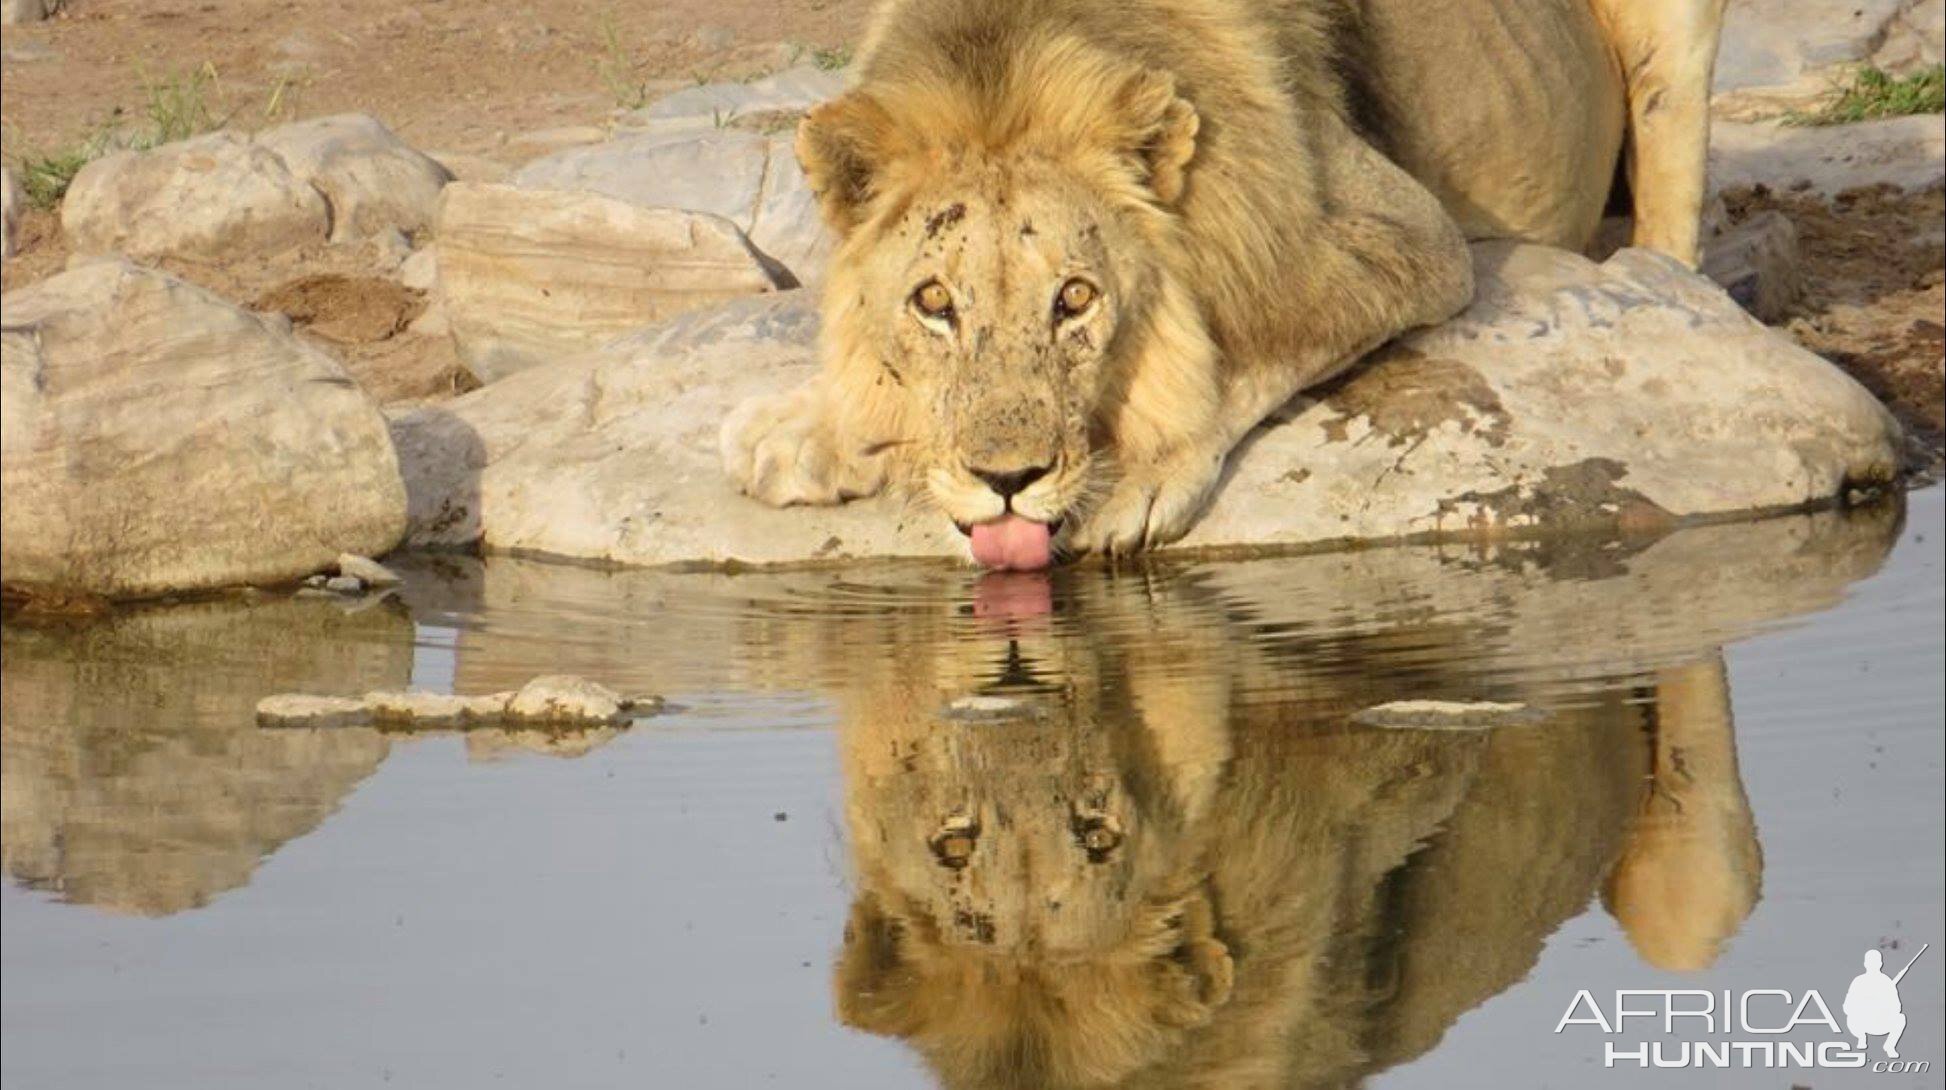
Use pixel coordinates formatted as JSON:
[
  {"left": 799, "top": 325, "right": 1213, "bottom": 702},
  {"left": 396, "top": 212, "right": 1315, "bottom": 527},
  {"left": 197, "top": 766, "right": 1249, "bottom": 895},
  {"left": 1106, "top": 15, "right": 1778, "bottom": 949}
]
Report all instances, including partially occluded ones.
[
  {"left": 364, "top": 689, "right": 496, "bottom": 726},
  {"left": 1353, "top": 700, "right": 1546, "bottom": 731},
  {"left": 63, "top": 131, "right": 332, "bottom": 260},
  {"left": 1711, "top": 116, "right": 1946, "bottom": 196},
  {"left": 1, "top": 260, "right": 407, "bottom": 598},
  {"left": 505, "top": 674, "right": 628, "bottom": 725},
  {"left": 390, "top": 243, "right": 1900, "bottom": 566},
  {"left": 434, "top": 182, "right": 787, "bottom": 381},
  {"left": 512, "top": 131, "right": 828, "bottom": 286},
  {"left": 1702, "top": 209, "right": 1805, "bottom": 323},
  {"left": 323, "top": 575, "right": 365, "bottom": 595},
  {"left": 336, "top": 553, "right": 403, "bottom": 587},
  {"left": 1, "top": 165, "right": 20, "bottom": 260},
  {"left": 256, "top": 693, "right": 373, "bottom": 728},
  {"left": 258, "top": 114, "right": 453, "bottom": 243}
]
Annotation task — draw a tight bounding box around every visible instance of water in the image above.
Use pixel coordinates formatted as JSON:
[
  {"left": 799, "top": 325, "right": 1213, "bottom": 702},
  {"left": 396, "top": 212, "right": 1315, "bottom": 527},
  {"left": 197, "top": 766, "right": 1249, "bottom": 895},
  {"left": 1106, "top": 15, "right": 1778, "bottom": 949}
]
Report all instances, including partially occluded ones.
[{"left": 3, "top": 489, "right": 1941, "bottom": 1089}]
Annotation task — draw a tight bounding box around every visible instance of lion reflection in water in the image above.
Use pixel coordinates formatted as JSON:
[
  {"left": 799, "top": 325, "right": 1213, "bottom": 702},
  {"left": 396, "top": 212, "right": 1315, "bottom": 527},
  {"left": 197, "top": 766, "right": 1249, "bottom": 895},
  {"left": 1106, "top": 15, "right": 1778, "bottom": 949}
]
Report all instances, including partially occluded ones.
[{"left": 821, "top": 572, "right": 1760, "bottom": 1088}]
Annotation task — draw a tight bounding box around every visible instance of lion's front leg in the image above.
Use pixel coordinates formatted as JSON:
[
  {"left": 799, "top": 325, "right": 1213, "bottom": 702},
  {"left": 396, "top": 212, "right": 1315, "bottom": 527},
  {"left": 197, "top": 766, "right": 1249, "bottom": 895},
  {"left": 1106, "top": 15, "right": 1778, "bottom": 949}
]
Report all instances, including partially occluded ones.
[
  {"left": 1066, "top": 438, "right": 1230, "bottom": 557},
  {"left": 720, "top": 383, "right": 888, "bottom": 507}
]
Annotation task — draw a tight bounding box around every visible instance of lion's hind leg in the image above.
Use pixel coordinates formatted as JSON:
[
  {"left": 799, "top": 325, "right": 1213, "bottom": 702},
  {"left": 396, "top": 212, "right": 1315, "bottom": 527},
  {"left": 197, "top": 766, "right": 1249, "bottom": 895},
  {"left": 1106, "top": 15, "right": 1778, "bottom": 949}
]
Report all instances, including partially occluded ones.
[{"left": 1589, "top": 0, "right": 1727, "bottom": 266}]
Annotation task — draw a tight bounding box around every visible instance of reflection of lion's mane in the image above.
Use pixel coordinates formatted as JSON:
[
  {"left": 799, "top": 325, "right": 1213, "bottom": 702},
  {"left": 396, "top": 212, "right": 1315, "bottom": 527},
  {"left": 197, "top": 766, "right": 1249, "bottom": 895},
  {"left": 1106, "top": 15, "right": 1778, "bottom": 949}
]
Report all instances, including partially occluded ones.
[{"left": 818, "top": 574, "right": 1689, "bottom": 1089}]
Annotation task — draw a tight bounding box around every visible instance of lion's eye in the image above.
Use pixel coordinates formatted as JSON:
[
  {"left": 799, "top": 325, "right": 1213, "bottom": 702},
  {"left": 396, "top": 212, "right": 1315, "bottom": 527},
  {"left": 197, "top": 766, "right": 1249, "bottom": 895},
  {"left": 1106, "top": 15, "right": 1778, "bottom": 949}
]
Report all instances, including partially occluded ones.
[
  {"left": 912, "top": 281, "right": 955, "bottom": 321},
  {"left": 1054, "top": 278, "right": 1098, "bottom": 320}
]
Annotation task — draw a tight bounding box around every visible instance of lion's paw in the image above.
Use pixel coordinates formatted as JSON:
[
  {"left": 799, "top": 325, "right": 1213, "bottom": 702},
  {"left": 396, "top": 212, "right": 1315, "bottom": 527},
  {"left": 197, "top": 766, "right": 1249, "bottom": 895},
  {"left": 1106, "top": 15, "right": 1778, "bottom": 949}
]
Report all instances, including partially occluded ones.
[
  {"left": 1066, "top": 447, "right": 1225, "bottom": 557},
  {"left": 720, "top": 387, "right": 883, "bottom": 507}
]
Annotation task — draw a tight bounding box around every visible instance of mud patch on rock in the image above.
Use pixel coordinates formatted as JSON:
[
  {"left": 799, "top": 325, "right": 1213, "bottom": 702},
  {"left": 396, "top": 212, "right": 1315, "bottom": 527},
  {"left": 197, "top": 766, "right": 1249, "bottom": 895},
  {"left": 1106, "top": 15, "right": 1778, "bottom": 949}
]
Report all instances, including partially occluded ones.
[
  {"left": 1317, "top": 349, "right": 1512, "bottom": 448},
  {"left": 1432, "top": 458, "right": 1675, "bottom": 538},
  {"left": 255, "top": 273, "right": 424, "bottom": 343}
]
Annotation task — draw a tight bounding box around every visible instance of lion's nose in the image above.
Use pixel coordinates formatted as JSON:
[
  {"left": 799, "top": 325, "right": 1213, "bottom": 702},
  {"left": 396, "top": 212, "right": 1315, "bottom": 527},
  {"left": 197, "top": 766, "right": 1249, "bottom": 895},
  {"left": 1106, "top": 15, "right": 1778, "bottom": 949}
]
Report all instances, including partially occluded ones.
[{"left": 969, "top": 462, "right": 1052, "bottom": 499}]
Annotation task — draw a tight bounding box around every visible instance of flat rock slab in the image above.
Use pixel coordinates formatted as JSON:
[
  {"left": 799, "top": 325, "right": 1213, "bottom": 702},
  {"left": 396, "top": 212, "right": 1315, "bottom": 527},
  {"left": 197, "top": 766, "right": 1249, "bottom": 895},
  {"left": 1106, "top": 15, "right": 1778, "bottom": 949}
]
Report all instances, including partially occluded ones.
[
  {"left": 2, "top": 260, "right": 407, "bottom": 598},
  {"left": 512, "top": 131, "right": 829, "bottom": 287},
  {"left": 435, "top": 182, "right": 788, "bottom": 382},
  {"left": 390, "top": 242, "right": 1902, "bottom": 568},
  {"left": 1711, "top": 116, "right": 1946, "bottom": 196}
]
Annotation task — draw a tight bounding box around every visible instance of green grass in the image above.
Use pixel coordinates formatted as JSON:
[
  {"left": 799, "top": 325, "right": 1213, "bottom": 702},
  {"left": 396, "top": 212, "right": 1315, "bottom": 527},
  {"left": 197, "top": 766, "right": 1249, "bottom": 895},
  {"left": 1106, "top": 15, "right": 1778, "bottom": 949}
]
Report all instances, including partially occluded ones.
[
  {"left": 809, "top": 45, "right": 852, "bottom": 72},
  {"left": 594, "top": 14, "right": 652, "bottom": 109},
  {"left": 6, "top": 62, "right": 226, "bottom": 210},
  {"left": 1786, "top": 64, "right": 1945, "bottom": 125}
]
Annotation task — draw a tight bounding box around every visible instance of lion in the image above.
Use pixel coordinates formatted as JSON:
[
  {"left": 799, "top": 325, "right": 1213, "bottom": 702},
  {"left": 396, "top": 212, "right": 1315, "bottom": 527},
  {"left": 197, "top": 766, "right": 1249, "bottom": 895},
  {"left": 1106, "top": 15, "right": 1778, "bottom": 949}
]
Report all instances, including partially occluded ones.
[
  {"left": 812, "top": 569, "right": 1762, "bottom": 1088},
  {"left": 721, "top": 0, "right": 1726, "bottom": 566}
]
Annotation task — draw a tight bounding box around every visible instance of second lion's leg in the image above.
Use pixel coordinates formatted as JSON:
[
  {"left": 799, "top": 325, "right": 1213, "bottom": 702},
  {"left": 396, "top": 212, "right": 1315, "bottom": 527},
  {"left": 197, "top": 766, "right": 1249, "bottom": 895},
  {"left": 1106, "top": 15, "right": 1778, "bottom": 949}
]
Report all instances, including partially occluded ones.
[{"left": 1590, "top": 0, "right": 1727, "bottom": 266}]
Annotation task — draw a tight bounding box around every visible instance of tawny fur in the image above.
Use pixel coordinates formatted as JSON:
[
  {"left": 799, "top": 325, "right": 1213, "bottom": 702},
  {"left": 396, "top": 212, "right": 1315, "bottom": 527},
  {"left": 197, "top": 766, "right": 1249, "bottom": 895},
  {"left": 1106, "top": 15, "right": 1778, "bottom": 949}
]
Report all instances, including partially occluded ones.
[{"left": 722, "top": 0, "right": 1724, "bottom": 556}]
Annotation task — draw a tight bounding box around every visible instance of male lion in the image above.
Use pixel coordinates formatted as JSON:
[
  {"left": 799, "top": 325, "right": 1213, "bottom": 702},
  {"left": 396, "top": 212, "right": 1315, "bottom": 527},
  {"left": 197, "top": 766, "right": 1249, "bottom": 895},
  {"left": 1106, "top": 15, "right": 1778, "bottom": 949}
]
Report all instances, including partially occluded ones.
[{"left": 722, "top": 0, "right": 1726, "bottom": 566}]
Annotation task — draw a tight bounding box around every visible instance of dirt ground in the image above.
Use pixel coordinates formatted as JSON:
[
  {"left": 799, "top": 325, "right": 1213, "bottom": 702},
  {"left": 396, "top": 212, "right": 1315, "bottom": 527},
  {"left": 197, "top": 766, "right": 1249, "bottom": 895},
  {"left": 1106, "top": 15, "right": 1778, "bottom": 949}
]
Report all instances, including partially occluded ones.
[
  {"left": 3, "top": 0, "right": 1942, "bottom": 471},
  {"left": 1, "top": 0, "right": 874, "bottom": 158}
]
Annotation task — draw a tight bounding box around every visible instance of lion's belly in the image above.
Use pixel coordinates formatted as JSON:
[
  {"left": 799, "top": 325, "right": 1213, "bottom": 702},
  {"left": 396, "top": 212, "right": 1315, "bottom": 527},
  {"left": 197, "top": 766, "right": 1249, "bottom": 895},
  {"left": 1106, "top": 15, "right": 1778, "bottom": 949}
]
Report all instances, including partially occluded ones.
[{"left": 1360, "top": 0, "right": 1626, "bottom": 251}]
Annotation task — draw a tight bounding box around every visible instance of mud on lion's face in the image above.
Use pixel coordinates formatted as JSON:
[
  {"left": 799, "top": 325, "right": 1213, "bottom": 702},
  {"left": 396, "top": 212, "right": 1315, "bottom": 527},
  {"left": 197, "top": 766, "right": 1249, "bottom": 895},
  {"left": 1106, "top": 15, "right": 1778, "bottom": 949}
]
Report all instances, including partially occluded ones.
[{"left": 861, "top": 166, "right": 1149, "bottom": 570}]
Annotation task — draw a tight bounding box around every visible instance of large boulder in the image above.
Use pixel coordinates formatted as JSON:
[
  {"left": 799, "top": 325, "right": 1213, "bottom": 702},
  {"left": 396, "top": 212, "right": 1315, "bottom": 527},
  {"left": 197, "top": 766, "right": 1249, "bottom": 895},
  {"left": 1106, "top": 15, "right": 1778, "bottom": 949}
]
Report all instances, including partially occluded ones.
[
  {"left": 389, "top": 242, "right": 1902, "bottom": 567},
  {"left": 433, "top": 182, "right": 788, "bottom": 381},
  {"left": 1713, "top": 0, "right": 1909, "bottom": 95},
  {"left": 1, "top": 260, "right": 408, "bottom": 599},
  {"left": 512, "top": 131, "right": 829, "bottom": 286},
  {"left": 255, "top": 113, "right": 453, "bottom": 242},
  {"left": 61, "top": 117, "right": 453, "bottom": 260},
  {"left": 63, "top": 131, "right": 332, "bottom": 260}
]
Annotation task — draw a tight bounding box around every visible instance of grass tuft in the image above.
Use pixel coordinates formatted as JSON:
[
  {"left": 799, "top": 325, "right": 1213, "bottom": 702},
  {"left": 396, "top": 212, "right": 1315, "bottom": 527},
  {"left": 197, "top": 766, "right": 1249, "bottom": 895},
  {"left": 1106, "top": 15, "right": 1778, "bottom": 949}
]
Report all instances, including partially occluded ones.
[
  {"left": 6, "top": 62, "right": 228, "bottom": 211},
  {"left": 594, "top": 14, "right": 652, "bottom": 109},
  {"left": 1786, "top": 64, "right": 1945, "bottom": 125}
]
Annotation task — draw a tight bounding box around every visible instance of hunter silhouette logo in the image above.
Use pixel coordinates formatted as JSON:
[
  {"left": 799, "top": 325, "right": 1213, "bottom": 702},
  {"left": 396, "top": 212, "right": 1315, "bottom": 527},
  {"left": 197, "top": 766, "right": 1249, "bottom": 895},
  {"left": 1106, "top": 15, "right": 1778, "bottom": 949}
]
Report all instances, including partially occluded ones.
[
  {"left": 1555, "top": 941, "right": 1933, "bottom": 1073},
  {"left": 1845, "top": 945, "right": 1927, "bottom": 1059}
]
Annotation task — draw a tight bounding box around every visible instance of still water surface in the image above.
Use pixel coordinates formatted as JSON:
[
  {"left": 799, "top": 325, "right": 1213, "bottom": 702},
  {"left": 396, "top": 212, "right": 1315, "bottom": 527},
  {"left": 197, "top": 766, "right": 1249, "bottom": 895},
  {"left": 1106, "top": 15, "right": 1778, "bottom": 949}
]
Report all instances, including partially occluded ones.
[{"left": 3, "top": 489, "right": 1942, "bottom": 1089}]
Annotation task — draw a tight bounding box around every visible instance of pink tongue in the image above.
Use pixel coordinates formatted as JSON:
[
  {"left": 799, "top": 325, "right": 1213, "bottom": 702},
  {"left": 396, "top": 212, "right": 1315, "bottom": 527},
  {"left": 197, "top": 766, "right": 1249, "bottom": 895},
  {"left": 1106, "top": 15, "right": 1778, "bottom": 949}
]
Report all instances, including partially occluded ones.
[{"left": 968, "top": 515, "right": 1053, "bottom": 571}]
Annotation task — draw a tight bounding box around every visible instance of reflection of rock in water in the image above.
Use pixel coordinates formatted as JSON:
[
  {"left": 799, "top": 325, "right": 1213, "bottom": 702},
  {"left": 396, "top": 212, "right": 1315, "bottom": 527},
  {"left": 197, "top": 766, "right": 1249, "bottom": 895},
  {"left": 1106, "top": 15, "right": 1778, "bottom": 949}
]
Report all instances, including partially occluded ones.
[
  {"left": 1, "top": 599, "right": 410, "bottom": 915},
  {"left": 806, "top": 499, "right": 1901, "bottom": 1088}
]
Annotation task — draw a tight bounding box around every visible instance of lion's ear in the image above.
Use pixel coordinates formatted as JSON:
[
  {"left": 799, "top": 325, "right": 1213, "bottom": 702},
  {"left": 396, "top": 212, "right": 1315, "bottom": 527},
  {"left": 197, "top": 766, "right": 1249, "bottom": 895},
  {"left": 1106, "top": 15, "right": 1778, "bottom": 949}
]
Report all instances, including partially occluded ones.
[
  {"left": 797, "top": 93, "right": 895, "bottom": 236},
  {"left": 1114, "top": 72, "right": 1200, "bottom": 205}
]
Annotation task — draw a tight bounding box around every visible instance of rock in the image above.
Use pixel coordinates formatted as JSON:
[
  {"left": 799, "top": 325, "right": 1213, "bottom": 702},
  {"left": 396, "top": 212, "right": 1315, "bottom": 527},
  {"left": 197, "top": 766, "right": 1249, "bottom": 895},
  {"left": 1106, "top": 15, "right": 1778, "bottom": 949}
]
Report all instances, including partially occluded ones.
[
  {"left": 0, "top": 0, "right": 46, "bottom": 24},
  {"left": 390, "top": 243, "right": 1902, "bottom": 567},
  {"left": 400, "top": 246, "right": 438, "bottom": 292},
  {"left": 324, "top": 575, "right": 365, "bottom": 595},
  {"left": 613, "top": 65, "right": 846, "bottom": 139},
  {"left": 1702, "top": 209, "right": 1806, "bottom": 323},
  {"left": 1711, "top": 116, "right": 1946, "bottom": 196},
  {"left": 1, "top": 165, "right": 21, "bottom": 260},
  {"left": 425, "top": 150, "right": 512, "bottom": 184},
  {"left": 503, "top": 125, "right": 609, "bottom": 157},
  {"left": 1713, "top": 0, "right": 1907, "bottom": 95},
  {"left": 513, "top": 132, "right": 830, "bottom": 286},
  {"left": 1352, "top": 700, "right": 1546, "bottom": 731},
  {"left": 2, "top": 261, "right": 407, "bottom": 599},
  {"left": 362, "top": 689, "right": 505, "bottom": 726},
  {"left": 256, "top": 114, "right": 454, "bottom": 243},
  {"left": 256, "top": 693, "right": 373, "bottom": 729},
  {"left": 336, "top": 553, "right": 403, "bottom": 587},
  {"left": 63, "top": 131, "right": 331, "bottom": 260},
  {"left": 504, "top": 674, "right": 628, "bottom": 725},
  {"left": 1873, "top": 0, "right": 1945, "bottom": 73},
  {"left": 434, "top": 182, "right": 787, "bottom": 381}
]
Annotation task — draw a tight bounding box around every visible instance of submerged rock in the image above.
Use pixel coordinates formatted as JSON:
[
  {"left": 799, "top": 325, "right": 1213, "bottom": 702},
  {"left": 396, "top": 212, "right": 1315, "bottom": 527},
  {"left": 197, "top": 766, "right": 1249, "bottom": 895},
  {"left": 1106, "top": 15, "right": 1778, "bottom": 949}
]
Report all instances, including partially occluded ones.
[
  {"left": 2, "top": 261, "right": 408, "bottom": 599},
  {"left": 390, "top": 242, "right": 1901, "bottom": 568},
  {"left": 256, "top": 694, "right": 372, "bottom": 729}
]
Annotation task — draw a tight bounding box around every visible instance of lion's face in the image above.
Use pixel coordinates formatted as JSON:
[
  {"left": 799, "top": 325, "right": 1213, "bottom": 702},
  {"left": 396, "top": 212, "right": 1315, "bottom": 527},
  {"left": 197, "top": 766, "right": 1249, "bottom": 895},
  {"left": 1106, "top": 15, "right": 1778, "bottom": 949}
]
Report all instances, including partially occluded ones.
[{"left": 832, "top": 154, "right": 1161, "bottom": 535}]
